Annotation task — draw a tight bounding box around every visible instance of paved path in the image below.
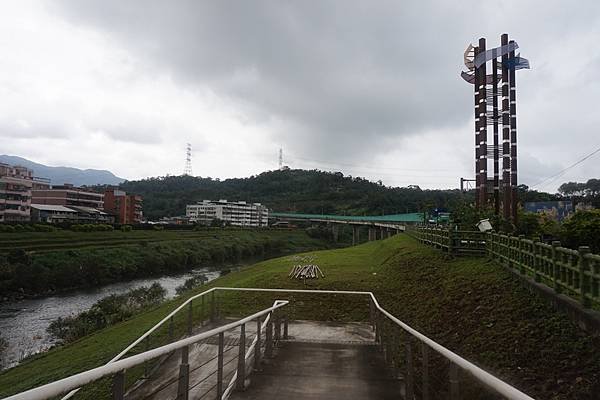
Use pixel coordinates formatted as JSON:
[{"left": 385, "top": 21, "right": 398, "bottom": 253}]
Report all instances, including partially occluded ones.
[
  {"left": 231, "top": 321, "right": 402, "bottom": 400},
  {"left": 126, "top": 320, "right": 400, "bottom": 400},
  {"left": 231, "top": 341, "right": 402, "bottom": 400}
]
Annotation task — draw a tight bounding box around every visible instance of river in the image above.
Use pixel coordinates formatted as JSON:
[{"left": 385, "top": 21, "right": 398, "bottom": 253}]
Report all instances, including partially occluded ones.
[{"left": 0, "top": 265, "right": 238, "bottom": 371}]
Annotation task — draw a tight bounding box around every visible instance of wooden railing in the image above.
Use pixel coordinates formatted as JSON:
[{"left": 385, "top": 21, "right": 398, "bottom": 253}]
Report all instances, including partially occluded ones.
[{"left": 408, "top": 226, "right": 600, "bottom": 311}]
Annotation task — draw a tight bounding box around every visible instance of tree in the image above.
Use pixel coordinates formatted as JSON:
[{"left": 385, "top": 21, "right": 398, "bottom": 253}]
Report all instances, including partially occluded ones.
[
  {"left": 560, "top": 210, "right": 600, "bottom": 253},
  {"left": 558, "top": 182, "right": 586, "bottom": 198}
]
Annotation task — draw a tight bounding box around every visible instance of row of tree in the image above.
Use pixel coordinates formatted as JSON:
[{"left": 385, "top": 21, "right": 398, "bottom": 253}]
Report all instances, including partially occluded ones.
[{"left": 558, "top": 179, "right": 600, "bottom": 206}]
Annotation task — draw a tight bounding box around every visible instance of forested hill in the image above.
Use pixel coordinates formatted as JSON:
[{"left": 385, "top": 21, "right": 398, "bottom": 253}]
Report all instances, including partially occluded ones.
[{"left": 119, "top": 169, "right": 467, "bottom": 220}]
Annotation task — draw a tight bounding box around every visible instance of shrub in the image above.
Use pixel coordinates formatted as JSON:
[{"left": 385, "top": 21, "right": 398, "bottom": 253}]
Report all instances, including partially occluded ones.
[
  {"left": 47, "top": 283, "right": 166, "bottom": 343},
  {"left": 71, "top": 224, "right": 114, "bottom": 232},
  {"left": 0, "top": 225, "right": 15, "bottom": 233},
  {"left": 560, "top": 210, "right": 600, "bottom": 253},
  {"left": 121, "top": 225, "right": 133, "bottom": 232},
  {"left": 32, "top": 224, "right": 57, "bottom": 232},
  {"left": 175, "top": 274, "right": 208, "bottom": 295}
]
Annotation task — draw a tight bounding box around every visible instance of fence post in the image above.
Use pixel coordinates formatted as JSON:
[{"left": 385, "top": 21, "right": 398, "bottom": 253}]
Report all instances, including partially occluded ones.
[
  {"left": 552, "top": 241, "right": 561, "bottom": 293},
  {"left": 448, "top": 226, "right": 454, "bottom": 255},
  {"left": 265, "top": 314, "right": 273, "bottom": 358},
  {"left": 210, "top": 290, "right": 216, "bottom": 322},
  {"left": 421, "top": 343, "right": 430, "bottom": 400},
  {"left": 506, "top": 234, "right": 514, "bottom": 269},
  {"left": 518, "top": 235, "right": 525, "bottom": 274},
  {"left": 201, "top": 294, "right": 205, "bottom": 326},
  {"left": 274, "top": 314, "right": 281, "bottom": 343},
  {"left": 236, "top": 323, "right": 246, "bottom": 391},
  {"left": 579, "top": 246, "right": 591, "bottom": 308},
  {"left": 369, "top": 297, "right": 375, "bottom": 331},
  {"left": 187, "top": 300, "right": 193, "bottom": 336},
  {"left": 405, "top": 338, "right": 414, "bottom": 400},
  {"left": 449, "top": 363, "right": 460, "bottom": 400},
  {"left": 216, "top": 332, "right": 224, "bottom": 399},
  {"left": 112, "top": 370, "right": 125, "bottom": 400},
  {"left": 255, "top": 317, "right": 262, "bottom": 369},
  {"left": 169, "top": 316, "right": 174, "bottom": 342},
  {"left": 143, "top": 336, "right": 150, "bottom": 377},
  {"left": 177, "top": 346, "right": 190, "bottom": 400},
  {"left": 283, "top": 317, "right": 289, "bottom": 339},
  {"left": 533, "top": 239, "right": 541, "bottom": 282}
]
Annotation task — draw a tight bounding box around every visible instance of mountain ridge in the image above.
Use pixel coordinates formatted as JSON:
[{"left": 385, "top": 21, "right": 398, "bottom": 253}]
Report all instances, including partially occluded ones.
[{"left": 0, "top": 155, "right": 125, "bottom": 186}]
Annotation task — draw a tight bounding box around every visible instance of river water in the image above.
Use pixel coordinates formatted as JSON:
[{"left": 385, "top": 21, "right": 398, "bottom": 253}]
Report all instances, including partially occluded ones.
[{"left": 0, "top": 266, "right": 237, "bottom": 370}]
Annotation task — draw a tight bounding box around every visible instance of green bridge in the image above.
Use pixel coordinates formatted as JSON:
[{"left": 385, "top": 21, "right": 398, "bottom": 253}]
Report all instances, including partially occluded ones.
[{"left": 270, "top": 212, "right": 425, "bottom": 223}]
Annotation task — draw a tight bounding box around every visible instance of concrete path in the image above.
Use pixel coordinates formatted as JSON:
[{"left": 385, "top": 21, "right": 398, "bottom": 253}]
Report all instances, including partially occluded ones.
[
  {"left": 231, "top": 341, "right": 402, "bottom": 400},
  {"left": 126, "top": 320, "right": 399, "bottom": 400},
  {"left": 231, "top": 321, "right": 402, "bottom": 400}
]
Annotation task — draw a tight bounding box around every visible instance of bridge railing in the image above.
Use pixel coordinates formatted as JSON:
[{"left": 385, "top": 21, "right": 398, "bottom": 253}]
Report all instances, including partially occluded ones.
[{"left": 4, "top": 288, "right": 535, "bottom": 400}]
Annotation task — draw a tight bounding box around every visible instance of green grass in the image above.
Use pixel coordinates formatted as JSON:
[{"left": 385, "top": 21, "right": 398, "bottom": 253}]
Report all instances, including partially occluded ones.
[{"left": 1, "top": 235, "right": 599, "bottom": 399}]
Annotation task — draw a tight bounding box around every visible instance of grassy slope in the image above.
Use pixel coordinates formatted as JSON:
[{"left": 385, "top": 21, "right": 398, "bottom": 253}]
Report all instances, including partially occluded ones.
[
  {"left": 0, "top": 229, "right": 332, "bottom": 297},
  {"left": 1, "top": 235, "right": 599, "bottom": 399}
]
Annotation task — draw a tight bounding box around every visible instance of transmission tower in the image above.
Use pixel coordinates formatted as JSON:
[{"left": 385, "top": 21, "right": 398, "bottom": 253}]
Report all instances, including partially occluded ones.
[
  {"left": 184, "top": 143, "right": 193, "bottom": 176},
  {"left": 278, "top": 147, "right": 283, "bottom": 170}
]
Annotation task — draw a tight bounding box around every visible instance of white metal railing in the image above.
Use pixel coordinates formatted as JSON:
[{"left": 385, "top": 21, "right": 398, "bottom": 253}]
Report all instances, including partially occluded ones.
[
  {"left": 3, "top": 298, "right": 288, "bottom": 400},
  {"left": 3, "top": 287, "right": 535, "bottom": 400}
]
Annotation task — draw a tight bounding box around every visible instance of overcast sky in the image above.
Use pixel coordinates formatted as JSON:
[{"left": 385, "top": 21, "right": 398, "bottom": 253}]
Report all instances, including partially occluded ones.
[{"left": 2, "top": 1, "right": 600, "bottom": 191}]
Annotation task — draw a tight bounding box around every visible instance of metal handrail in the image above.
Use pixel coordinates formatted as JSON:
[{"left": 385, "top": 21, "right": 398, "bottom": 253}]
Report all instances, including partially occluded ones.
[
  {"left": 215, "top": 288, "right": 536, "bottom": 400},
  {"left": 2, "top": 300, "right": 288, "bottom": 400},
  {"left": 5, "top": 287, "right": 535, "bottom": 400}
]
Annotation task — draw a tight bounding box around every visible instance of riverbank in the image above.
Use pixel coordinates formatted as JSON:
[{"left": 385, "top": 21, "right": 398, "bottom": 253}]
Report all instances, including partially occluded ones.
[
  {"left": 0, "top": 228, "right": 332, "bottom": 300},
  {"left": 0, "top": 264, "right": 228, "bottom": 371},
  {"left": 1, "top": 235, "right": 599, "bottom": 399}
]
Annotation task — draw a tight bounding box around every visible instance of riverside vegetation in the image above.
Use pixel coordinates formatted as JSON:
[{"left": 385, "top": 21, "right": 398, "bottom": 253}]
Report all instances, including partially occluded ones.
[
  {"left": 47, "top": 283, "right": 167, "bottom": 344},
  {"left": 0, "top": 234, "right": 598, "bottom": 399},
  {"left": 0, "top": 228, "right": 332, "bottom": 299},
  {"left": 47, "top": 276, "right": 209, "bottom": 344}
]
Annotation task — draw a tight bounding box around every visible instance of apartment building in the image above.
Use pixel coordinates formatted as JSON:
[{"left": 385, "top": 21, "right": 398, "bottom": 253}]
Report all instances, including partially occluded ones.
[
  {"left": 32, "top": 184, "right": 104, "bottom": 209},
  {"left": 186, "top": 200, "right": 269, "bottom": 227},
  {"left": 104, "top": 189, "right": 143, "bottom": 224},
  {"left": 0, "top": 163, "right": 34, "bottom": 222}
]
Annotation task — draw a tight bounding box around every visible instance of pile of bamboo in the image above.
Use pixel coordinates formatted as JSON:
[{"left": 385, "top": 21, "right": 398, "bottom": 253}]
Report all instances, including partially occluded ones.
[{"left": 289, "top": 264, "right": 325, "bottom": 280}]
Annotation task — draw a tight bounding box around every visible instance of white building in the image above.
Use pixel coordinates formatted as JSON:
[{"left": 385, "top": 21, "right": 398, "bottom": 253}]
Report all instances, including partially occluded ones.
[{"left": 186, "top": 200, "right": 269, "bottom": 227}]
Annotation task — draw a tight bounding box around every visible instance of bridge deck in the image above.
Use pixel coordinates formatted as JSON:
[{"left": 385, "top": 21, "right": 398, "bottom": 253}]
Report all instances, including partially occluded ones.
[{"left": 232, "top": 341, "right": 401, "bottom": 400}]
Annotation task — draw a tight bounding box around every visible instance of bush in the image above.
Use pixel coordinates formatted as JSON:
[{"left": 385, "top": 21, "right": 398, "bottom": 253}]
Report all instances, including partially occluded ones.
[
  {"left": 32, "top": 224, "right": 57, "bottom": 232},
  {"left": 560, "top": 210, "right": 600, "bottom": 253},
  {"left": 47, "top": 283, "right": 166, "bottom": 343},
  {"left": 121, "top": 225, "right": 133, "bottom": 232},
  {"left": 71, "top": 224, "right": 114, "bottom": 232},
  {"left": 0, "top": 225, "right": 15, "bottom": 233},
  {"left": 175, "top": 274, "right": 208, "bottom": 295}
]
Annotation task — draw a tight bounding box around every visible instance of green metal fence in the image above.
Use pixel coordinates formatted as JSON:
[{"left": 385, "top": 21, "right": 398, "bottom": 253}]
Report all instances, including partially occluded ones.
[
  {"left": 409, "top": 226, "right": 600, "bottom": 311},
  {"left": 408, "top": 226, "right": 487, "bottom": 255}
]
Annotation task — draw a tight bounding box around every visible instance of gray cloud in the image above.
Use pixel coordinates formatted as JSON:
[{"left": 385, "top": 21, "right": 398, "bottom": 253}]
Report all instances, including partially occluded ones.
[
  {"left": 51, "top": 1, "right": 480, "bottom": 161},
  {"left": 3, "top": 0, "right": 597, "bottom": 189}
]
